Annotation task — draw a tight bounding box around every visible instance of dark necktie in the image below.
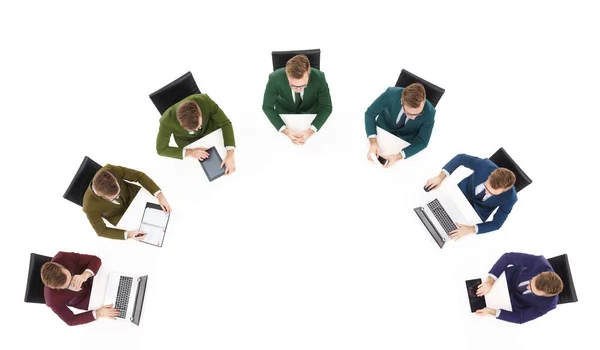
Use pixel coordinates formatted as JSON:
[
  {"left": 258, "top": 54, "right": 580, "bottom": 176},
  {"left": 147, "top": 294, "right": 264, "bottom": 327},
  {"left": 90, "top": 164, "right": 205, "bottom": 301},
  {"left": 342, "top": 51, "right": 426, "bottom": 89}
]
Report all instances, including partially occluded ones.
[
  {"left": 295, "top": 92, "right": 302, "bottom": 107},
  {"left": 475, "top": 187, "right": 486, "bottom": 200},
  {"left": 397, "top": 113, "right": 407, "bottom": 128}
]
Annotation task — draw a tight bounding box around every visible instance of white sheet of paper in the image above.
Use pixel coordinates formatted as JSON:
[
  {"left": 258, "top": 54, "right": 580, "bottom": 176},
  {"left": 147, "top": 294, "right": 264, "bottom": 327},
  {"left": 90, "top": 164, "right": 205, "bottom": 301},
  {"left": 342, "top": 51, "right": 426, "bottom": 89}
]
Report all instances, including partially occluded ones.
[
  {"left": 279, "top": 114, "right": 317, "bottom": 133},
  {"left": 140, "top": 222, "right": 165, "bottom": 246},
  {"left": 376, "top": 126, "right": 411, "bottom": 155},
  {"left": 143, "top": 207, "right": 169, "bottom": 227}
]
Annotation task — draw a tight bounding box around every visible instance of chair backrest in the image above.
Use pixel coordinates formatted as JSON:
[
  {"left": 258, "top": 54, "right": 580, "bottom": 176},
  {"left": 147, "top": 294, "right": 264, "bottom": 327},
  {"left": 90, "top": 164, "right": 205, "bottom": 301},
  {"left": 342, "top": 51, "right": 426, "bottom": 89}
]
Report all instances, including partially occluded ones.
[
  {"left": 547, "top": 254, "right": 578, "bottom": 304},
  {"left": 488, "top": 147, "right": 532, "bottom": 193},
  {"left": 395, "top": 69, "right": 445, "bottom": 108},
  {"left": 149, "top": 71, "right": 201, "bottom": 115},
  {"left": 63, "top": 156, "right": 102, "bottom": 207},
  {"left": 24, "top": 253, "right": 52, "bottom": 304},
  {"left": 272, "top": 49, "right": 321, "bottom": 71}
]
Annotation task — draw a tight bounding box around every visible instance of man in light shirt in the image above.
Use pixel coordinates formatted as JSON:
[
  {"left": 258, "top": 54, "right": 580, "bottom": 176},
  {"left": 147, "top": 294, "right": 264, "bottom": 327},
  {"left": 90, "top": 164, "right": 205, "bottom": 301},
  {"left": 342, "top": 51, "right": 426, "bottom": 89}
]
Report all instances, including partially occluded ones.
[
  {"left": 262, "top": 54, "right": 333, "bottom": 145},
  {"left": 475, "top": 252, "right": 563, "bottom": 324},
  {"left": 424, "top": 153, "right": 517, "bottom": 239},
  {"left": 82, "top": 164, "right": 171, "bottom": 240}
]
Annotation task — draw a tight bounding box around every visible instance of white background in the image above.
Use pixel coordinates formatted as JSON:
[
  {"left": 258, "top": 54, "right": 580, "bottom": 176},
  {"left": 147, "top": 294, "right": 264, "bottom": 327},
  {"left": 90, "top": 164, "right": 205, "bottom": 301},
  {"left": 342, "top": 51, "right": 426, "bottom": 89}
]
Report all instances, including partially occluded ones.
[{"left": 1, "top": 1, "right": 599, "bottom": 349}]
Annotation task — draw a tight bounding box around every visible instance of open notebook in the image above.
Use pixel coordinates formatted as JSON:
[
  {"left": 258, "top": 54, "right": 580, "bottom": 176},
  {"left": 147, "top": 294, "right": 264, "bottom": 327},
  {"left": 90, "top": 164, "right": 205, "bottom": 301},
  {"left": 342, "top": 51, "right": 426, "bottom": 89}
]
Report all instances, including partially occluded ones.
[{"left": 139, "top": 203, "right": 170, "bottom": 247}]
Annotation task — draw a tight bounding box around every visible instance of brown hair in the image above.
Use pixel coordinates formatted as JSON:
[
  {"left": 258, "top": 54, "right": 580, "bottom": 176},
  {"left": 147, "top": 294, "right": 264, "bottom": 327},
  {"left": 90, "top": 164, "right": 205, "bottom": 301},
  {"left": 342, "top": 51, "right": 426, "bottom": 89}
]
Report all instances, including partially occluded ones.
[
  {"left": 401, "top": 83, "right": 426, "bottom": 108},
  {"left": 488, "top": 168, "right": 516, "bottom": 190},
  {"left": 285, "top": 54, "right": 311, "bottom": 79},
  {"left": 92, "top": 170, "right": 119, "bottom": 197},
  {"left": 535, "top": 271, "right": 563, "bottom": 295},
  {"left": 176, "top": 101, "right": 201, "bottom": 130},
  {"left": 41, "top": 262, "right": 67, "bottom": 288}
]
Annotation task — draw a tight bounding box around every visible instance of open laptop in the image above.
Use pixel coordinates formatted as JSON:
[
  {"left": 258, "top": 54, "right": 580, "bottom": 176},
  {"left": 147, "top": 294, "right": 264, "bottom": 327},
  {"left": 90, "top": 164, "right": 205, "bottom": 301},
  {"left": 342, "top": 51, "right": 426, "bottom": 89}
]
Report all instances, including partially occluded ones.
[
  {"left": 104, "top": 272, "right": 148, "bottom": 325},
  {"left": 413, "top": 193, "right": 467, "bottom": 249}
]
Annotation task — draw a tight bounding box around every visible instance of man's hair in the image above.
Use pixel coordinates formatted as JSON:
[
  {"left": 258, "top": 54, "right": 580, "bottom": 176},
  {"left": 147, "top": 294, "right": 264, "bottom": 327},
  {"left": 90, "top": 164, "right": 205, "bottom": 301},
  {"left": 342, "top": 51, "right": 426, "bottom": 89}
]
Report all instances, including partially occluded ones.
[
  {"left": 488, "top": 168, "right": 516, "bottom": 190},
  {"left": 41, "top": 262, "right": 67, "bottom": 288},
  {"left": 285, "top": 54, "right": 311, "bottom": 79},
  {"left": 176, "top": 101, "right": 201, "bottom": 130},
  {"left": 92, "top": 170, "right": 119, "bottom": 197},
  {"left": 535, "top": 271, "right": 564, "bottom": 296},
  {"left": 401, "top": 83, "right": 426, "bottom": 108}
]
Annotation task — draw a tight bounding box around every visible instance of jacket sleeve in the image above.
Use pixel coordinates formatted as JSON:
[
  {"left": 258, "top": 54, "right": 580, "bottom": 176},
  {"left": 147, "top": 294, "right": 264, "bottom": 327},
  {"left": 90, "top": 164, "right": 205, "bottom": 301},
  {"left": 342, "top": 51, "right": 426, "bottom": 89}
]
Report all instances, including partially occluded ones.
[
  {"left": 402, "top": 111, "right": 435, "bottom": 158},
  {"left": 477, "top": 197, "right": 517, "bottom": 234},
  {"left": 442, "top": 153, "right": 485, "bottom": 175},
  {"left": 364, "top": 89, "right": 390, "bottom": 137},
  {"left": 111, "top": 165, "right": 160, "bottom": 195},
  {"left": 70, "top": 252, "right": 102, "bottom": 274},
  {"left": 156, "top": 117, "right": 184, "bottom": 159},
  {"left": 84, "top": 211, "right": 126, "bottom": 240},
  {"left": 204, "top": 95, "right": 235, "bottom": 147},
  {"left": 311, "top": 73, "right": 333, "bottom": 131},
  {"left": 488, "top": 252, "right": 535, "bottom": 279},
  {"left": 262, "top": 74, "right": 286, "bottom": 131},
  {"left": 50, "top": 304, "right": 96, "bottom": 326},
  {"left": 497, "top": 305, "right": 553, "bottom": 324}
]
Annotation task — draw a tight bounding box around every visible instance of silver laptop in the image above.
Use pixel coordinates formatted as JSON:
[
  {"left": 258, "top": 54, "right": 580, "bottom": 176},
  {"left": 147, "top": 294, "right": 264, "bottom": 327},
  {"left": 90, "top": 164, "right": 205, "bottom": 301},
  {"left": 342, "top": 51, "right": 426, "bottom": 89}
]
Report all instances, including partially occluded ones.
[
  {"left": 104, "top": 272, "right": 148, "bottom": 325},
  {"left": 413, "top": 194, "right": 467, "bottom": 249}
]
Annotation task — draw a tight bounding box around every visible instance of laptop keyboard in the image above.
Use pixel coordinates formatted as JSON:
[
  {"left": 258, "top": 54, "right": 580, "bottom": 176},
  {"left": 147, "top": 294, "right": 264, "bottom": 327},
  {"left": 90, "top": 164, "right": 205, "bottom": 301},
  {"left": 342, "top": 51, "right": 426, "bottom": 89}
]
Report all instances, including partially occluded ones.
[
  {"left": 115, "top": 276, "right": 133, "bottom": 319},
  {"left": 427, "top": 199, "right": 457, "bottom": 234}
]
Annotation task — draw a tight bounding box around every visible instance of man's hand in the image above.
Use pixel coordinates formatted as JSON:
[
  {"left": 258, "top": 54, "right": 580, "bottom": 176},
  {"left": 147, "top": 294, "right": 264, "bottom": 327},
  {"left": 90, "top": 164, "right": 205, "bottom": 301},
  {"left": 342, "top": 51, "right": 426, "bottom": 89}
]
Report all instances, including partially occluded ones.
[
  {"left": 367, "top": 140, "right": 380, "bottom": 162},
  {"left": 448, "top": 223, "right": 476, "bottom": 240},
  {"left": 127, "top": 230, "right": 146, "bottom": 241},
  {"left": 96, "top": 304, "right": 122, "bottom": 320},
  {"left": 425, "top": 172, "right": 447, "bottom": 191},
  {"left": 185, "top": 148, "right": 209, "bottom": 160},
  {"left": 69, "top": 271, "right": 92, "bottom": 290},
  {"left": 283, "top": 129, "right": 303, "bottom": 144},
  {"left": 477, "top": 278, "right": 495, "bottom": 297},
  {"left": 382, "top": 153, "right": 403, "bottom": 168},
  {"left": 221, "top": 150, "right": 236, "bottom": 175},
  {"left": 475, "top": 307, "right": 497, "bottom": 316},
  {"left": 298, "top": 129, "right": 316, "bottom": 144},
  {"left": 156, "top": 192, "right": 171, "bottom": 213}
]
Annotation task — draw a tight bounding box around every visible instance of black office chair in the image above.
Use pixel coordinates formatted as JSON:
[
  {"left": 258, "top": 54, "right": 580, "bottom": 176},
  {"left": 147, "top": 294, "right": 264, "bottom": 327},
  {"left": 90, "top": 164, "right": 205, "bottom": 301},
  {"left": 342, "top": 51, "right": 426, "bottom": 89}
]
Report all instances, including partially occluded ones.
[
  {"left": 272, "top": 49, "right": 321, "bottom": 71},
  {"left": 395, "top": 69, "right": 445, "bottom": 108},
  {"left": 547, "top": 254, "right": 578, "bottom": 304},
  {"left": 63, "top": 156, "right": 102, "bottom": 207},
  {"left": 149, "top": 71, "right": 201, "bottom": 115},
  {"left": 488, "top": 147, "right": 532, "bottom": 193},
  {"left": 24, "top": 253, "right": 53, "bottom": 304}
]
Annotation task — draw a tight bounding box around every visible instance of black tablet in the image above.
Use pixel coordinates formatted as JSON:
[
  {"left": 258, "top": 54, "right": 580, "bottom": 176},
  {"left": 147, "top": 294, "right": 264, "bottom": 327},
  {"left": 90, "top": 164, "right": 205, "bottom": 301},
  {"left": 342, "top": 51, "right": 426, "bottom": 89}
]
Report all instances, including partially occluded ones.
[
  {"left": 466, "top": 278, "right": 487, "bottom": 312},
  {"left": 199, "top": 146, "right": 226, "bottom": 182}
]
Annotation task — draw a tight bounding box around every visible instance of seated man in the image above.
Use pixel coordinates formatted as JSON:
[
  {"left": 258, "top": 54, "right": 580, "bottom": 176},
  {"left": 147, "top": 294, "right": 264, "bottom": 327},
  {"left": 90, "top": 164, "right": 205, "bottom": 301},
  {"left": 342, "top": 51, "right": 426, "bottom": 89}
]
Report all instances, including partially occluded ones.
[
  {"left": 156, "top": 94, "right": 236, "bottom": 175},
  {"left": 82, "top": 164, "right": 171, "bottom": 240},
  {"left": 365, "top": 83, "right": 436, "bottom": 167},
  {"left": 424, "top": 153, "right": 517, "bottom": 239},
  {"left": 262, "top": 54, "right": 333, "bottom": 145},
  {"left": 42, "top": 251, "right": 120, "bottom": 326},
  {"left": 475, "top": 252, "right": 563, "bottom": 324}
]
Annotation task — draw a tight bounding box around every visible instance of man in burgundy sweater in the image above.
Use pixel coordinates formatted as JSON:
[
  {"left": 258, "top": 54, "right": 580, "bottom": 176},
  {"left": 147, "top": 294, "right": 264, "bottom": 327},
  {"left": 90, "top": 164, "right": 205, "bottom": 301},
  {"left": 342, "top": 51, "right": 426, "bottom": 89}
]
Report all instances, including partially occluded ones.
[{"left": 41, "top": 251, "right": 120, "bottom": 326}]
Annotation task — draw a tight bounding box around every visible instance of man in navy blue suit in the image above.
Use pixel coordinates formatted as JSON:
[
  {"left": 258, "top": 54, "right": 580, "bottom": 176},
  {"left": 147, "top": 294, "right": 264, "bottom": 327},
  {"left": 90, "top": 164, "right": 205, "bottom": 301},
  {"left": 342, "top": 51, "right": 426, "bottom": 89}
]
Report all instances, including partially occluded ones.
[
  {"left": 424, "top": 153, "right": 518, "bottom": 240},
  {"left": 475, "top": 252, "right": 563, "bottom": 324}
]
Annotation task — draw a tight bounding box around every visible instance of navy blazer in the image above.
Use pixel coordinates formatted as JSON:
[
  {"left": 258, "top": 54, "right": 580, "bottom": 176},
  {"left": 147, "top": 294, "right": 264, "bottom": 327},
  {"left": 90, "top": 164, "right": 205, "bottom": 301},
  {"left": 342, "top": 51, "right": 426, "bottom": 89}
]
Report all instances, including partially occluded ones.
[
  {"left": 489, "top": 252, "right": 558, "bottom": 324},
  {"left": 364, "top": 87, "right": 436, "bottom": 158},
  {"left": 442, "top": 153, "right": 518, "bottom": 234}
]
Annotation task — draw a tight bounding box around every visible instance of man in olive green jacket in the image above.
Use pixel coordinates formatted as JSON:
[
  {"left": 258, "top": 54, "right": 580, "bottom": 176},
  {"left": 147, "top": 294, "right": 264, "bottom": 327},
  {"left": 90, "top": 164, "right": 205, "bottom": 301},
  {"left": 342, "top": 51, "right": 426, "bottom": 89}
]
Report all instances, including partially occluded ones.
[
  {"left": 82, "top": 164, "right": 171, "bottom": 240},
  {"left": 262, "top": 54, "right": 332, "bottom": 145},
  {"left": 156, "top": 94, "right": 236, "bottom": 175}
]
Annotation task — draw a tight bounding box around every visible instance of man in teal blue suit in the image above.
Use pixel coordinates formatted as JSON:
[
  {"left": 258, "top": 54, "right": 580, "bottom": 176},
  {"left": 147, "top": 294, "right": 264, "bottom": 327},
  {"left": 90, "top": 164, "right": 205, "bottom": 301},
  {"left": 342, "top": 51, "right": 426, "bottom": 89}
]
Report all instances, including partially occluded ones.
[{"left": 364, "top": 83, "right": 436, "bottom": 167}]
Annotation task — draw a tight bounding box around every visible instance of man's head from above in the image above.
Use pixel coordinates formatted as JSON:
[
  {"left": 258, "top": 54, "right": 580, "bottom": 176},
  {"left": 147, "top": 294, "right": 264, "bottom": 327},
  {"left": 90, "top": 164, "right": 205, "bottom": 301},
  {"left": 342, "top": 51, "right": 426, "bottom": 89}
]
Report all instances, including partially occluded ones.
[
  {"left": 401, "top": 83, "right": 426, "bottom": 120},
  {"left": 529, "top": 271, "right": 563, "bottom": 297},
  {"left": 177, "top": 100, "right": 202, "bottom": 132},
  {"left": 286, "top": 54, "right": 311, "bottom": 93},
  {"left": 41, "top": 262, "right": 71, "bottom": 289},
  {"left": 92, "top": 170, "right": 120, "bottom": 201},
  {"left": 484, "top": 168, "right": 516, "bottom": 195}
]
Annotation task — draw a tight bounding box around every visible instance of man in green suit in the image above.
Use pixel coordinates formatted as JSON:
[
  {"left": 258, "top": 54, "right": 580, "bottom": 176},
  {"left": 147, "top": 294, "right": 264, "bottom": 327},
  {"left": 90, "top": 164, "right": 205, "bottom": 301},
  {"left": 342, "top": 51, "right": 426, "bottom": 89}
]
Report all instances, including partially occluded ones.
[
  {"left": 365, "top": 83, "right": 436, "bottom": 167},
  {"left": 262, "top": 54, "right": 333, "bottom": 144},
  {"left": 82, "top": 164, "right": 171, "bottom": 240},
  {"left": 156, "top": 94, "right": 236, "bottom": 175}
]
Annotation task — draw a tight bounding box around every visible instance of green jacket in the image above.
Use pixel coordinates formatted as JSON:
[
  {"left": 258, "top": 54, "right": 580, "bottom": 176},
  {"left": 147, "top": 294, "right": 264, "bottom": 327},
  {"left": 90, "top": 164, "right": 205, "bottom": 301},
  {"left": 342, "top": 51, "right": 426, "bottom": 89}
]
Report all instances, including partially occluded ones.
[
  {"left": 262, "top": 68, "right": 333, "bottom": 131},
  {"left": 364, "top": 87, "right": 436, "bottom": 158},
  {"left": 82, "top": 164, "right": 161, "bottom": 240},
  {"left": 156, "top": 94, "right": 235, "bottom": 159}
]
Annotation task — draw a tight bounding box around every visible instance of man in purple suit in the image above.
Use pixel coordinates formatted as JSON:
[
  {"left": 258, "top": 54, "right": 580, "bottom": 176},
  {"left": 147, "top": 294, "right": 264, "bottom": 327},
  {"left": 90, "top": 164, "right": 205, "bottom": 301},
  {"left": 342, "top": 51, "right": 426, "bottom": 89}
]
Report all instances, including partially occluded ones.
[
  {"left": 41, "top": 251, "right": 120, "bottom": 326},
  {"left": 475, "top": 252, "right": 563, "bottom": 324}
]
